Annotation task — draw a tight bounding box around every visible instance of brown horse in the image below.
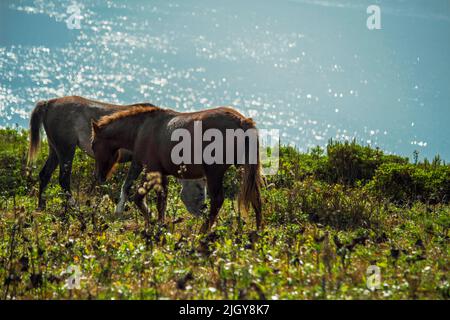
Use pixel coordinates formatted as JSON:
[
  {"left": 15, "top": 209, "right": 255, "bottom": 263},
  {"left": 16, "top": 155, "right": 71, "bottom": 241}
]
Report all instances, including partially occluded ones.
[
  {"left": 91, "top": 105, "right": 262, "bottom": 233},
  {"left": 27, "top": 96, "right": 206, "bottom": 215}
]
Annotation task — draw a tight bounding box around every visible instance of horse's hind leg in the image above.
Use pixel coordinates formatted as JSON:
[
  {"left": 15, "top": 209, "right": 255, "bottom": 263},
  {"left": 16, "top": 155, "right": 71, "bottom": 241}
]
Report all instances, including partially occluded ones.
[
  {"left": 253, "top": 192, "right": 262, "bottom": 231},
  {"left": 156, "top": 176, "right": 168, "bottom": 222},
  {"left": 200, "top": 171, "right": 225, "bottom": 234},
  {"left": 37, "top": 147, "right": 58, "bottom": 210},
  {"left": 57, "top": 145, "right": 76, "bottom": 205},
  {"left": 115, "top": 161, "right": 142, "bottom": 216}
]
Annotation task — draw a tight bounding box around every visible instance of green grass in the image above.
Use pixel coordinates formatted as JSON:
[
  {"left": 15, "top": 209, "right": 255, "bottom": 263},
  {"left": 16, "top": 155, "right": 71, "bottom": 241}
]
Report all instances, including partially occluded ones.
[{"left": 0, "top": 129, "right": 448, "bottom": 299}]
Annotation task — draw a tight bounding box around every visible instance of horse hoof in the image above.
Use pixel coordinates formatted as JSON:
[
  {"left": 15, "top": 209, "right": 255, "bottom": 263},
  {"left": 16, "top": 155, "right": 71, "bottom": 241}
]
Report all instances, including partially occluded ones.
[
  {"left": 37, "top": 201, "right": 46, "bottom": 211},
  {"left": 248, "top": 230, "right": 260, "bottom": 244},
  {"left": 199, "top": 224, "right": 209, "bottom": 235},
  {"left": 114, "top": 203, "right": 126, "bottom": 215},
  {"left": 197, "top": 241, "right": 211, "bottom": 256},
  {"left": 67, "top": 197, "right": 77, "bottom": 207},
  {"left": 112, "top": 213, "right": 127, "bottom": 221},
  {"left": 114, "top": 209, "right": 123, "bottom": 218}
]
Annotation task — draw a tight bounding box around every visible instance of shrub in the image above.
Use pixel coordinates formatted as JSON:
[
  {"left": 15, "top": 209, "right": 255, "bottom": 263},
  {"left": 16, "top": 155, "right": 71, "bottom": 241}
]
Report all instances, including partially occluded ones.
[
  {"left": 268, "top": 145, "right": 329, "bottom": 188},
  {"left": 266, "top": 177, "right": 379, "bottom": 229},
  {"left": 298, "top": 179, "right": 379, "bottom": 229},
  {"left": 0, "top": 129, "right": 30, "bottom": 196},
  {"left": 326, "top": 139, "right": 407, "bottom": 185},
  {"left": 368, "top": 162, "right": 450, "bottom": 204}
]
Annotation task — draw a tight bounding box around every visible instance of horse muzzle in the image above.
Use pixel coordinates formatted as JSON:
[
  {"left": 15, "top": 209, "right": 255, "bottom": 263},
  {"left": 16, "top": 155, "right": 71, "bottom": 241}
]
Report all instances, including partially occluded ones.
[{"left": 96, "top": 173, "right": 106, "bottom": 184}]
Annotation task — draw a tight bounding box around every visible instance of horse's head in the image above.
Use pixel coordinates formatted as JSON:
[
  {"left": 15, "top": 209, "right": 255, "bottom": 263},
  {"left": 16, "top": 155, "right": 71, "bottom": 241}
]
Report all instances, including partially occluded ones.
[
  {"left": 180, "top": 179, "right": 207, "bottom": 216},
  {"left": 91, "top": 120, "right": 120, "bottom": 184}
]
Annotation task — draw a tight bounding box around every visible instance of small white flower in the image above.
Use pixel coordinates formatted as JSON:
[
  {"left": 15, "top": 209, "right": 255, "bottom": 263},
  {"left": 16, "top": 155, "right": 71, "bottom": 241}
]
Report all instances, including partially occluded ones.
[{"left": 423, "top": 266, "right": 432, "bottom": 272}]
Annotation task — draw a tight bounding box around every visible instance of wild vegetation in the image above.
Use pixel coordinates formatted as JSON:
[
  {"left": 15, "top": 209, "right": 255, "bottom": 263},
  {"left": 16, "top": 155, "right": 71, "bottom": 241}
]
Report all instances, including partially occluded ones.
[{"left": 0, "top": 128, "right": 448, "bottom": 299}]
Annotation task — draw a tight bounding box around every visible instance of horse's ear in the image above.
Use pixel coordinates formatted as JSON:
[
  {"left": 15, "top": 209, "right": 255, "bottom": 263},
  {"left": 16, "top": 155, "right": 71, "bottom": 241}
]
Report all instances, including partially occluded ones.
[{"left": 91, "top": 119, "right": 100, "bottom": 135}]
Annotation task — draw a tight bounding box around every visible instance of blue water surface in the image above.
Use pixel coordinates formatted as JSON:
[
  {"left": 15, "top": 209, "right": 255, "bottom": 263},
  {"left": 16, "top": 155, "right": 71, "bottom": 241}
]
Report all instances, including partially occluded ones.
[{"left": 0, "top": 0, "right": 449, "bottom": 159}]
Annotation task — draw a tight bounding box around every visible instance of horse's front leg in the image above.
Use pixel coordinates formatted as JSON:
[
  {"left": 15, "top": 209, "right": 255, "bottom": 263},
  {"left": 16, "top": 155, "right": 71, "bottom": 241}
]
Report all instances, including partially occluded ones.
[
  {"left": 115, "top": 161, "right": 142, "bottom": 216},
  {"left": 156, "top": 176, "right": 168, "bottom": 222},
  {"left": 134, "top": 185, "right": 152, "bottom": 228},
  {"left": 200, "top": 172, "right": 225, "bottom": 234}
]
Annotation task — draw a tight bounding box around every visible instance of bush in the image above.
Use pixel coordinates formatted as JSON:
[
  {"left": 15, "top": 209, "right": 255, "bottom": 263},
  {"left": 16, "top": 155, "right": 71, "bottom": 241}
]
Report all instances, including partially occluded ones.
[
  {"left": 368, "top": 162, "right": 450, "bottom": 204},
  {"left": 0, "top": 129, "right": 448, "bottom": 208},
  {"left": 0, "top": 129, "right": 30, "bottom": 196},
  {"left": 267, "top": 145, "right": 328, "bottom": 188},
  {"left": 269, "top": 141, "right": 409, "bottom": 188},
  {"left": 265, "top": 178, "right": 379, "bottom": 229},
  {"left": 325, "top": 139, "right": 407, "bottom": 185}
]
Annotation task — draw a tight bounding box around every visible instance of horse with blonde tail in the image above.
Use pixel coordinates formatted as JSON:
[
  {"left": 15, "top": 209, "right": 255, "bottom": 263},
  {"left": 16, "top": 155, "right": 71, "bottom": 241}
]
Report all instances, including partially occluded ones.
[{"left": 91, "top": 105, "right": 262, "bottom": 234}]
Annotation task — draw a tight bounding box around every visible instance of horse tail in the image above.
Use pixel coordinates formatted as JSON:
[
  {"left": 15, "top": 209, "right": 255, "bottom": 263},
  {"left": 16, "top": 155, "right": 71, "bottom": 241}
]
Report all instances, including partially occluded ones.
[
  {"left": 238, "top": 117, "right": 263, "bottom": 230},
  {"left": 28, "top": 100, "right": 48, "bottom": 164}
]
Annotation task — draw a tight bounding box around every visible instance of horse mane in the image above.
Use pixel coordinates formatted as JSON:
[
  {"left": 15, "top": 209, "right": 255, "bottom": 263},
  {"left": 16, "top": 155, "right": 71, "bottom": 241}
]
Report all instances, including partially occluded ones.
[
  {"left": 97, "top": 105, "right": 161, "bottom": 127},
  {"left": 213, "top": 106, "right": 256, "bottom": 129},
  {"left": 96, "top": 105, "right": 256, "bottom": 131}
]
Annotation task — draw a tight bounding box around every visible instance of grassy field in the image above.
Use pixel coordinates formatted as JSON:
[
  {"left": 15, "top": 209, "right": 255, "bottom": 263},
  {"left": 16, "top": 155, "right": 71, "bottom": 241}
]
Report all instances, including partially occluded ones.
[{"left": 0, "top": 128, "right": 448, "bottom": 300}]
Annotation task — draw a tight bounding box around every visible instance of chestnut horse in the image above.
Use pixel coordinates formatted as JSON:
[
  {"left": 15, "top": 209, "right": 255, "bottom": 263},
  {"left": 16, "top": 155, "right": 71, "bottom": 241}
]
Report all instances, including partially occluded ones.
[
  {"left": 91, "top": 105, "right": 262, "bottom": 233},
  {"left": 27, "top": 96, "right": 206, "bottom": 215}
]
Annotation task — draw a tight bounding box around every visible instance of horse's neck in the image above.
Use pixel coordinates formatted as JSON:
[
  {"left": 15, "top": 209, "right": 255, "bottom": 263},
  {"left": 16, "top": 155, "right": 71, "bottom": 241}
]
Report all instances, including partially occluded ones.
[{"left": 105, "top": 117, "right": 143, "bottom": 150}]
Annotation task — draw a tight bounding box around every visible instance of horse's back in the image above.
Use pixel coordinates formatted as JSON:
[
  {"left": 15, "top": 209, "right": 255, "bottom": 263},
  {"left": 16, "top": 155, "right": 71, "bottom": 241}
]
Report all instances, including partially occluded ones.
[
  {"left": 41, "top": 96, "right": 151, "bottom": 154},
  {"left": 134, "top": 106, "right": 255, "bottom": 177}
]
